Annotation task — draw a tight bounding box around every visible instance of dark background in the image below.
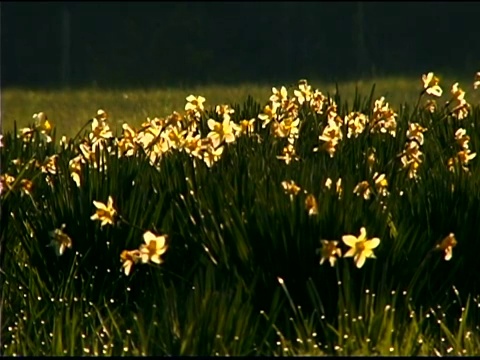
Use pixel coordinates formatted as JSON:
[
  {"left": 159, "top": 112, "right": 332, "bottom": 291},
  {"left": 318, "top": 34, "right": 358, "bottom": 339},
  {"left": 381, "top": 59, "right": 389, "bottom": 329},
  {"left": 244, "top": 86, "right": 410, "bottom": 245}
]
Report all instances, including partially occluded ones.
[{"left": 2, "top": 1, "right": 480, "bottom": 88}]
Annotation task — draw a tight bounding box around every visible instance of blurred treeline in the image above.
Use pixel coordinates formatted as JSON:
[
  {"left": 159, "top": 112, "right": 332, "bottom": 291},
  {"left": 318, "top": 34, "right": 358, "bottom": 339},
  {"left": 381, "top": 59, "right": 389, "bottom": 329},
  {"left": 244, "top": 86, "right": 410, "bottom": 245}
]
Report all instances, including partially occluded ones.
[{"left": 3, "top": 1, "right": 479, "bottom": 88}]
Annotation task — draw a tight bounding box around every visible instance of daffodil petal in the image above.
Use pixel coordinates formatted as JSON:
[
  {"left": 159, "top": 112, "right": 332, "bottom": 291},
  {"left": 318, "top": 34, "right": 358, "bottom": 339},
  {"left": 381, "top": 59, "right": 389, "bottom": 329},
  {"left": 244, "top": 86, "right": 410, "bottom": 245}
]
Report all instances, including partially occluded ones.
[
  {"left": 344, "top": 247, "right": 356, "bottom": 258},
  {"left": 365, "top": 237, "right": 380, "bottom": 249},
  {"left": 355, "top": 254, "right": 366, "bottom": 268},
  {"left": 342, "top": 235, "right": 358, "bottom": 247}
]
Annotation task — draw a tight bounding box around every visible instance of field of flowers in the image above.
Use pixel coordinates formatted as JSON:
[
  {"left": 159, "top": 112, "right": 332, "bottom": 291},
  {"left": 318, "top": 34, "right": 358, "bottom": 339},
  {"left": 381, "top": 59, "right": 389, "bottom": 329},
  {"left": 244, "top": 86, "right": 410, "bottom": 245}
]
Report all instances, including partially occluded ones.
[{"left": 2, "top": 72, "right": 480, "bottom": 355}]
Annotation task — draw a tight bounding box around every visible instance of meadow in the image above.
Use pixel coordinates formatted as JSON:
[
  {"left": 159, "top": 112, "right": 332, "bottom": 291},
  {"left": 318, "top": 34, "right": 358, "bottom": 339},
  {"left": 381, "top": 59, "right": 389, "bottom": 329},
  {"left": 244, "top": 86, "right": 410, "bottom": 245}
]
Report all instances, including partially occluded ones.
[{"left": 2, "top": 73, "right": 480, "bottom": 355}]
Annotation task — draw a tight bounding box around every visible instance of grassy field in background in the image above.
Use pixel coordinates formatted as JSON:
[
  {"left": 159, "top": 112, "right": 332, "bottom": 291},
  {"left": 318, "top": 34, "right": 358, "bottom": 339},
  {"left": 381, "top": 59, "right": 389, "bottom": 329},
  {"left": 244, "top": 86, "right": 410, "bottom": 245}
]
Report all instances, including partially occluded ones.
[{"left": 4, "top": 75, "right": 479, "bottom": 138}]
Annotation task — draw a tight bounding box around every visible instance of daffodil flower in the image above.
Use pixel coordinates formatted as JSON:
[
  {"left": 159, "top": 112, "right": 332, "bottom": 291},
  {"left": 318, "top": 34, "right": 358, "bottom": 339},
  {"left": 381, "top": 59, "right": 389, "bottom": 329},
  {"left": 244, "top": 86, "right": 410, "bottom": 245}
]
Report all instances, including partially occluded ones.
[
  {"left": 90, "top": 196, "right": 117, "bottom": 227},
  {"left": 474, "top": 72, "right": 480, "bottom": 90},
  {"left": 373, "top": 173, "right": 389, "bottom": 197},
  {"left": 207, "top": 118, "right": 236, "bottom": 148},
  {"left": 305, "top": 194, "right": 318, "bottom": 216},
  {"left": 406, "top": 123, "right": 427, "bottom": 146},
  {"left": 48, "top": 225, "right": 73, "bottom": 256},
  {"left": 353, "top": 181, "right": 372, "bottom": 200},
  {"left": 318, "top": 240, "right": 342, "bottom": 267},
  {"left": 346, "top": 112, "right": 368, "bottom": 139},
  {"left": 120, "top": 249, "right": 141, "bottom": 276},
  {"left": 19, "top": 179, "right": 33, "bottom": 196},
  {"left": 342, "top": 227, "right": 380, "bottom": 268},
  {"left": 269, "top": 86, "right": 289, "bottom": 105},
  {"left": 139, "top": 231, "right": 168, "bottom": 264},
  {"left": 422, "top": 72, "right": 443, "bottom": 97},
  {"left": 185, "top": 95, "right": 206, "bottom": 113},
  {"left": 203, "top": 145, "right": 224, "bottom": 168},
  {"left": 281, "top": 180, "right": 301, "bottom": 198},
  {"left": 435, "top": 233, "right": 457, "bottom": 261}
]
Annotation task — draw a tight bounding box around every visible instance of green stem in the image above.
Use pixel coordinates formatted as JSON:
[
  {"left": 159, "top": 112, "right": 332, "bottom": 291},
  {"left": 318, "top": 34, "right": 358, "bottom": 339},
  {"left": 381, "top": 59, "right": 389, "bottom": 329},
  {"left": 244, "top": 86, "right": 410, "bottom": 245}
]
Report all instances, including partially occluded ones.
[
  {"left": 117, "top": 214, "right": 147, "bottom": 233},
  {"left": 71, "top": 119, "right": 93, "bottom": 144},
  {"left": 409, "top": 90, "right": 426, "bottom": 123}
]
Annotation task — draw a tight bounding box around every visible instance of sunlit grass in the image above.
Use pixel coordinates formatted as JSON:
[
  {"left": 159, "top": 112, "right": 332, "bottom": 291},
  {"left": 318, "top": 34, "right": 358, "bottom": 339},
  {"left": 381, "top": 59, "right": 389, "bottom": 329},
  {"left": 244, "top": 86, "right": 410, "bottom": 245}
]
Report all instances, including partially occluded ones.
[{"left": 4, "top": 75, "right": 478, "bottom": 138}]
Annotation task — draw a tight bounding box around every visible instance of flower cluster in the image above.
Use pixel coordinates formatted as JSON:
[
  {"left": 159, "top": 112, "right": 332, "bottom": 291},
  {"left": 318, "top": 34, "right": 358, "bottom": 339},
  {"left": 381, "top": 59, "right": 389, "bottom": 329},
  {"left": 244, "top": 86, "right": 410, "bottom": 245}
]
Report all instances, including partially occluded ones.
[
  {"left": 318, "top": 227, "right": 380, "bottom": 269},
  {"left": 447, "top": 82, "right": 470, "bottom": 120},
  {"left": 88, "top": 195, "right": 168, "bottom": 275},
  {"left": 120, "top": 231, "right": 168, "bottom": 276},
  {"left": 370, "top": 97, "right": 398, "bottom": 137},
  {"left": 447, "top": 128, "right": 476, "bottom": 173},
  {"left": 399, "top": 138, "right": 424, "bottom": 180}
]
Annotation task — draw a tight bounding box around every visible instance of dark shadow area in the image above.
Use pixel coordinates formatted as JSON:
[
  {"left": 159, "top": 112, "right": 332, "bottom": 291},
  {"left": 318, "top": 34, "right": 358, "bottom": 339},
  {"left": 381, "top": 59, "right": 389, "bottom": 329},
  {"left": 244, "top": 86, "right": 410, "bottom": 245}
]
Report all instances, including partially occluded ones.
[{"left": 2, "top": 2, "right": 480, "bottom": 89}]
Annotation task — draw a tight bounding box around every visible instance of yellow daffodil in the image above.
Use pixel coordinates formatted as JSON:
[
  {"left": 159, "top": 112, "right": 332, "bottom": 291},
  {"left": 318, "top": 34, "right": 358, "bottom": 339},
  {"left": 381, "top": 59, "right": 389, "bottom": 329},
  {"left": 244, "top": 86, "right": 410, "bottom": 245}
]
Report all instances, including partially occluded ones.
[
  {"left": 139, "top": 231, "right": 168, "bottom": 264},
  {"left": 342, "top": 227, "right": 380, "bottom": 268},
  {"left": 38, "top": 154, "right": 58, "bottom": 175},
  {"left": 310, "top": 90, "right": 327, "bottom": 114},
  {"left": 185, "top": 95, "right": 206, "bottom": 113},
  {"left": 325, "top": 101, "right": 341, "bottom": 125},
  {"left": 455, "top": 128, "right": 470, "bottom": 150},
  {"left": 305, "top": 194, "right": 318, "bottom": 216},
  {"left": 215, "top": 104, "right": 235, "bottom": 121},
  {"left": 435, "top": 233, "right": 457, "bottom": 261},
  {"left": 89, "top": 118, "right": 113, "bottom": 146},
  {"left": 325, "top": 177, "right": 333, "bottom": 190},
  {"left": 233, "top": 118, "right": 256, "bottom": 137},
  {"left": 19, "top": 179, "right": 33, "bottom": 196},
  {"left": 406, "top": 123, "right": 428, "bottom": 146},
  {"left": 373, "top": 172, "right": 389, "bottom": 197},
  {"left": 33, "top": 112, "right": 53, "bottom": 143},
  {"left": 258, "top": 103, "right": 279, "bottom": 128},
  {"left": 318, "top": 240, "right": 342, "bottom": 267},
  {"left": 90, "top": 196, "right": 117, "bottom": 227},
  {"left": 207, "top": 118, "right": 236, "bottom": 148},
  {"left": 281, "top": 180, "right": 301, "bottom": 197},
  {"left": 422, "top": 72, "right": 443, "bottom": 97},
  {"left": 367, "top": 147, "right": 376, "bottom": 171},
  {"left": 424, "top": 99, "right": 437, "bottom": 113},
  {"left": 451, "top": 83, "right": 466, "bottom": 102},
  {"left": 474, "top": 72, "right": 480, "bottom": 90},
  {"left": 277, "top": 143, "right": 299, "bottom": 165},
  {"left": 269, "top": 86, "right": 289, "bottom": 105},
  {"left": 400, "top": 141, "right": 424, "bottom": 179},
  {"left": 120, "top": 249, "right": 141, "bottom": 276},
  {"left": 346, "top": 112, "right": 368, "bottom": 139},
  {"left": 336, "top": 178, "right": 342, "bottom": 199},
  {"left": 94, "top": 109, "right": 108, "bottom": 122},
  {"left": 183, "top": 132, "right": 203, "bottom": 159},
  {"left": 69, "top": 155, "right": 83, "bottom": 187},
  {"left": 450, "top": 99, "right": 470, "bottom": 120},
  {"left": 320, "top": 120, "right": 343, "bottom": 142},
  {"left": 317, "top": 121, "right": 342, "bottom": 158},
  {"left": 164, "top": 125, "right": 187, "bottom": 150},
  {"left": 457, "top": 149, "right": 476, "bottom": 167},
  {"left": 371, "top": 97, "right": 398, "bottom": 137},
  {"left": 294, "top": 79, "right": 313, "bottom": 105},
  {"left": 272, "top": 116, "right": 300, "bottom": 141},
  {"left": 353, "top": 181, "right": 372, "bottom": 200},
  {"left": 164, "top": 111, "right": 184, "bottom": 128},
  {"left": 116, "top": 123, "right": 138, "bottom": 157},
  {"left": 18, "top": 127, "right": 35, "bottom": 142},
  {"left": 202, "top": 144, "right": 224, "bottom": 168},
  {"left": 0, "top": 174, "right": 16, "bottom": 195},
  {"left": 48, "top": 225, "right": 73, "bottom": 256}
]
